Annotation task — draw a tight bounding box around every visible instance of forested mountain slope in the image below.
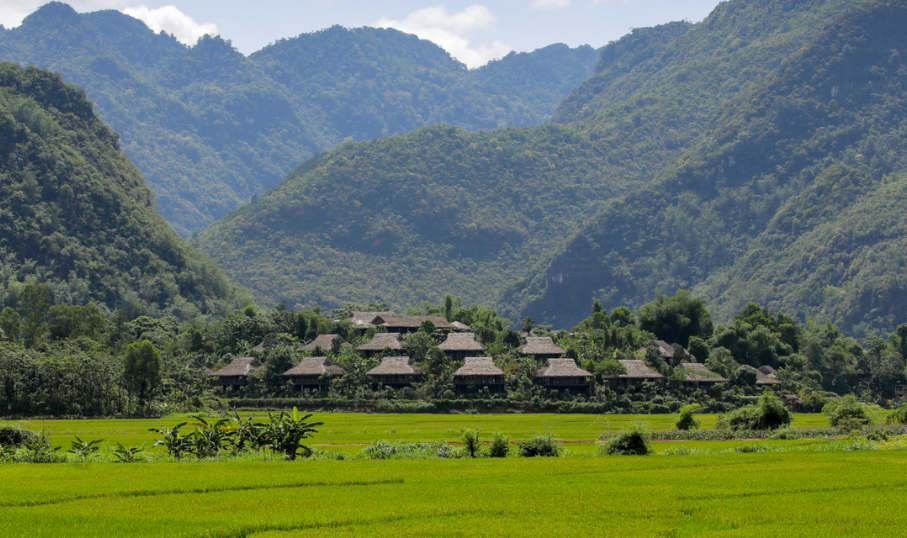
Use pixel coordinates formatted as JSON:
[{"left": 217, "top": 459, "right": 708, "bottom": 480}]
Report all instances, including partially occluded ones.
[
  {"left": 196, "top": 0, "right": 854, "bottom": 317},
  {"left": 510, "top": 0, "right": 907, "bottom": 336},
  {"left": 0, "top": 62, "right": 251, "bottom": 318},
  {"left": 0, "top": 3, "right": 598, "bottom": 235}
]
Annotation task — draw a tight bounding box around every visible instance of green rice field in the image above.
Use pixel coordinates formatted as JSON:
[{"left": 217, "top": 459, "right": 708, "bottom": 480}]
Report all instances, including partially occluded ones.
[
  {"left": 4, "top": 412, "right": 833, "bottom": 454},
  {"left": 1, "top": 450, "right": 905, "bottom": 537}
]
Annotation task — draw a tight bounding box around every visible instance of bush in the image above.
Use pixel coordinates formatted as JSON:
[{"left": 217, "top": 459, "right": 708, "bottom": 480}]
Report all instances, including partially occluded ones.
[
  {"left": 461, "top": 428, "right": 481, "bottom": 458},
  {"left": 717, "top": 391, "right": 792, "bottom": 431},
  {"left": 487, "top": 431, "right": 510, "bottom": 458},
  {"left": 675, "top": 404, "right": 701, "bottom": 431},
  {"left": 601, "top": 423, "right": 653, "bottom": 456},
  {"left": 517, "top": 430, "right": 561, "bottom": 457},
  {"left": 823, "top": 395, "right": 871, "bottom": 428},
  {"left": 886, "top": 405, "right": 907, "bottom": 425},
  {"left": 0, "top": 425, "right": 39, "bottom": 447},
  {"left": 866, "top": 430, "right": 889, "bottom": 442}
]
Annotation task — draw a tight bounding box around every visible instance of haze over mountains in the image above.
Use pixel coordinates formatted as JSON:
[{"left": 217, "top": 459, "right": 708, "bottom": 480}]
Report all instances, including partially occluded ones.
[
  {"left": 3, "top": 0, "right": 907, "bottom": 338},
  {"left": 0, "top": 2, "right": 598, "bottom": 236}
]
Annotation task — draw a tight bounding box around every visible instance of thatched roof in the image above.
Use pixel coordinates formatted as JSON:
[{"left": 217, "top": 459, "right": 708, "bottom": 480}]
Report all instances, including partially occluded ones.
[
  {"left": 614, "top": 360, "right": 664, "bottom": 379},
  {"left": 677, "top": 363, "right": 727, "bottom": 383},
  {"left": 453, "top": 357, "right": 504, "bottom": 377},
  {"left": 281, "top": 357, "right": 346, "bottom": 377},
  {"left": 208, "top": 356, "right": 263, "bottom": 377},
  {"left": 356, "top": 332, "right": 404, "bottom": 351},
  {"left": 367, "top": 356, "right": 422, "bottom": 375},
  {"left": 297, "top": 334, "right": 351, "bottom": 352},
  {"left": 370, "top": 314, "right": 454, "bottom": 330},
  {"left": 451, "top": 321, "right": 472, "bottom": 332},
  {"left": 519, "top": 337, "right": 565, "bottom": 356},
  {"left": 249, "top": 342, "right": 265, "bottom": 353},
  {"left": 535, "top": 358, "right": 592, "bottom": 378},
  {"left": 350, "top": 311, "right": 395, "bottom": 328},
  {"left": 638, "top": 340, "right": 689, "bottom": 358},
  {"left": 756, "top": 368, "right": 782, "bottom": 385},
  {"left": 438, "top": 332, "right": 485, "bottom": 352},
  {"left": 757, "top": 365, "right": 777, "bottom": 376}
]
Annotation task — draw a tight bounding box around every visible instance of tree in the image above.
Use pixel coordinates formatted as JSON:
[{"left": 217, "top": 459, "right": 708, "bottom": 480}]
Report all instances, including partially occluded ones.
[
  {"left": 47, "top": 303, "right": 106, "bottom": 341},
  {"left": 717, "top": 391, "right": 792, "bottom": 431},
  {"left": 636, "top": 290, "right": 713, "bottom": 347},
  {"left": 123, "top": 340, "right": 163, "bottom": 402},
  {"left": 265, "top": 347, "right": 295, "bottom": 387},
  {"left": 19, "top": 283, "right": 50, "bottom": 347},
  {"left": 0, "top": 307, "right": 20, "bottom": 342},
  {"left": 521, "top": 317, "right": 536, "bottom": 335},
  {"left": 687, "top": 337, "right": 709, "bottom": 363}
]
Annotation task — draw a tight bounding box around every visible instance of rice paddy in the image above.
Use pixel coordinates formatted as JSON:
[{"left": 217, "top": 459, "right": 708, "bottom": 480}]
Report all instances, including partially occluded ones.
[{"left": 3, "top": 413, "right": 904, "bottom": 536}]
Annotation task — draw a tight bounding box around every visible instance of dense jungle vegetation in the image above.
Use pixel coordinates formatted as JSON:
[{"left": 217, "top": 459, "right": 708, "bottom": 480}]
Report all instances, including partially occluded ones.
[
  {"left": 0, "top": 288, "right": 903, "bottom": 417},
  {"left": 197, "top": 0, "right": 871, "bottom": 326},
  {"left": 0, "top": 62, "right": 250, "bottom": 319},
  {"left": 513, "top": 0, "right": 907, "bottom": 337},
  {"left": 0, "top": 2, "right": 598, "bottom": 235}
]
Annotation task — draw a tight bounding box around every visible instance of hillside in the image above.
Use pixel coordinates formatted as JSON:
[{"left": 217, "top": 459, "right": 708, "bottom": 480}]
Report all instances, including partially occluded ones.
[
  {"left": 0, "top": 62, "right": 251, "bottom": 318},
  {"left": 0, "top": 3, "right": 598, "bottom": 236},
  {"left": 510, "top": 0, "right": 907, "bottom": 336},
  {"left": 196, "top": 0, "right": 854, "bottom": 317}
]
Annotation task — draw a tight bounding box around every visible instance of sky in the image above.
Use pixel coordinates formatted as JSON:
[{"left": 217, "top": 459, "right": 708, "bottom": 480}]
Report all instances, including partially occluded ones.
[{"left": 0, "top": 1, "right": 724, "bottom": 68}]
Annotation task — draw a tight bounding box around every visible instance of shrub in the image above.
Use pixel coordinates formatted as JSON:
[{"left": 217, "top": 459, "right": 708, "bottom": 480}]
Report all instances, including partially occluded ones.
[
  {"left": 517, "top": 430, "right": 562, "bottom": 457},
  {"left": 487, "top": 431, "right": 510, "bottom": 458},
  {"left": 886, "top": 405, "right": 907, "bottom": 425},
  {"left": 461, "top": 428, "right": 481, "bottom": 458},
  {"left": 601, "top": 423, "right": 653, "bottom": 456},
  {"left": 675, "top": 404, "right": 701, "bottom": 430},
  {"left": 0, "top": 425, "right": 39, "bottom": 447},
  {"left": 823, "top": 395, "right": 871, "bottom": 428},
  {"left": 717, "top": 391, "right": 792, "bottom": 431},
  {"left": 735, "top": 443, "right": 769, "bottom": 454},
  {"left": 866, "top": 430, "right": 889, "bottom": 442}
]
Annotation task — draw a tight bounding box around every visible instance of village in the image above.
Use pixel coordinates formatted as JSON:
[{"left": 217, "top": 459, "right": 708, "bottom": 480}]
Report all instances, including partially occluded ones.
[{"left": 204, "top": 311, "right": 798, "bottom": 410}]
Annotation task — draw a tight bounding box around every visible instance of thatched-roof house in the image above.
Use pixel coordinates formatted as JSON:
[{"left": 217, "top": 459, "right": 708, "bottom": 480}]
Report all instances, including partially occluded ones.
[
  {"left": 186, "top": 360, "right": 214, "bottom": 376},
  {"left": 781, "top": 394, "right": 804, "bottom": 412},
  {"left": 637, "top": 340, "right": 690, "bottom": 360},
  {"left": 438, "top": 332, "right": 485, "bottom": 360},
  {"left": 208, "top": 357, "right": 263, "bottom": 390},
  {"left": 519, "top": 337, "right": 565, "bottom": 360},
  {"left": 366, "top": 356, "right": 423, "bottom": 387},
  {"left": 369, "top": 314, "right": 454, "bottom": 333},
  {"left": 452, "top": 357, "right": 505, "bottom": 392},
  {"left": 356, "top": 332, "right": 405, "bottom": 358},
  {"left": 249, "top": 341, "right": 266, "bottom": 354},
  {"left": 349, "top": 311, "right": 395, "bottom": 329},
  {"left": 677, "top": 363, "right": 727, "bottom": 389},
  {"left": 281, "top": 357, "right": 346, "bottom": 390},
  {"left": 604, "top": 360, "right": 665, "bottom": 387},
  {"left": 297, "top": 334, "right": 352, "bottom": 353},
  {"left": 534, "top": 358, "right": 593, "bottom": 391},
  {"left": 756, "top": 366, "right": 782, "bottom": 389},
  {"left": 450, "top": 321, "right": 472, "bottom": 332}
]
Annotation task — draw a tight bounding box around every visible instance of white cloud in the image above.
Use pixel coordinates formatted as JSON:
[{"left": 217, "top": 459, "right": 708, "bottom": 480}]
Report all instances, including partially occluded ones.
[
  {"left": 530, "top": 0, "right": 572, "bottom": 10},
  {"left": 122, "top": 5, "right": 217, "bottom": 45},
  {"left": 375, "top": 5, "right": 511, "bottom": 68}
]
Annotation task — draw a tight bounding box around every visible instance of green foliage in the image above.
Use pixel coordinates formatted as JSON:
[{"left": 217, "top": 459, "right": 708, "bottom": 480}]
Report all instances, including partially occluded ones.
[
  {"left": 718, "top": 392, "right": 793, "bottom": 431},
  {"left": 0, "top": 425, "right": 38, "bottom": 447},
  {"left": 461, "top": 428, "right": 482, "bottom": 458},
  {"left": 112, "top": 443, "right": 143, "bottom": 463},
  {"left": 887, "top": 405, "right": 907, "bottom": 425},
  {"left": 675, "top": 404, "right": 702, "bottom": 431},
  {"left": 263, "top": 407, "right": 323, "bottom": 460},
  {"left": 601, "top": 422, "right": 653, "bottom": 455},
  {"left": 487, "top": 431, "right": 510, "bottom": 458},
  {"left": 149, "top": 422, "right": 189, "bottom": 459},
  {"left": 67, "top": 435, "right": 103, "bottom": 459},
  {"left": 823, "top": 395, "right": 871, "bottom": 428},
  {"left": 636, "top": 291, "right": 713, "bottom": 347},
  {"left": 123, "top": 341, "right": 162, "bottom": 402},
  {"left": 517, "top": 429, "right": 562, "bottom": 457},
  {"left": 0, "top": 307, "right": 19, "bottom": 342}
]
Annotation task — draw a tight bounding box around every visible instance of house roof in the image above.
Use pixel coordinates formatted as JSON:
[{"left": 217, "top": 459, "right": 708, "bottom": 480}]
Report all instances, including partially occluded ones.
[
  {"left": 757, "top": 365, "right": 777, "bottom": 376},
  {"left": 349, "top": 311, "right": 395, "bottom": 328},
  {"left": 614, "top": 360, "right": 665, "bottom": 379},
  {"left": 370, "top": 314, "right": 454, "bottom": 330},
  {"left": 453, "top": 357, "right": 505, "bottom": 377},
  {"left": 366, "top": 356, "right": 422, "bottom": 376},
  {"left": 356, "top": 332, "right": 405, "bottom": 351},
  {"left": 677, "top": 363, "right": 728, "bottom": 383},
  {"left": 249, "top": 342, "right": 266, "bottom": 353},
  {"left": 519, "top": 337, "right": 565, "bottom": 356},
  {"left": 450, "top": 321, "right": 472, "bottom": 332},
  {"left": 535, "top": 358, "right": 592, "bottom": 378},
  {"left": 438, "top": 332, "right": 486, "bottom": 352},
  {"left": 297, "top": 334, "right": 351, "bottom": 352},
  {"left": 281, "top": 357, "right": 346, "bottom": 377},
  {"left": 208, "top": 356, "right": 263, "bottom": 377},
  {"left": 756, "top": 369, "right": 782, "bottom": 385},
  {"left": 638, "top": 340, "right": 689, "bottom": 358}
]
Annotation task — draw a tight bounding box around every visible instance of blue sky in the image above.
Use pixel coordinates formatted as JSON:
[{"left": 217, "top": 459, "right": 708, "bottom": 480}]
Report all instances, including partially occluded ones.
[{"left": 1, "top": 1, "right": 723, "bottom": 67}]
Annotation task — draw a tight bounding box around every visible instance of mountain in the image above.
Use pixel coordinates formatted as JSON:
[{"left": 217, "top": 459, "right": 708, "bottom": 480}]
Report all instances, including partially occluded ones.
[
  {"left": 509, "top": 0, "right": 907, "bottom": 337},
  {"left": 0, "top": 3, "right": 598, "bottom": 236},
  {"left": 0, "top": 62, "right": 251, "bottom": 318},
  {"left": 195, "top": 0, "right": 855, "bottom": 318}
]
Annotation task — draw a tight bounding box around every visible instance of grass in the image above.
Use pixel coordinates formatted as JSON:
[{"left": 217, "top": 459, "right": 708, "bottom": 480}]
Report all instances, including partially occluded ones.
[
  {"left": 1, "top": 413, "right": 833, "bottom": 455},
  {"left": 0, "top": 450, "right": 904, "bottom": 537}
]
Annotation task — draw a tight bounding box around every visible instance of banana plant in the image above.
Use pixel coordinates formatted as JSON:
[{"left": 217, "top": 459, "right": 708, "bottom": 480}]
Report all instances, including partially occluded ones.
[
  {"left": 67, "top": 435, "right": 104, "bottom": 459},
  {"left": 185, "top": 416, "right": 231, "bottom": 459},
  {"left": 112, "top": 443, "right": 143, "bottom": 463},
  {"left": 227, "top": 410, "right": 266, "bottom": 453},
  {"left": 263, "top": 407, "right": 323, "bottom": 461},
  {"left": 149, "top": 422, "right": 189, "bottom": 459}
]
